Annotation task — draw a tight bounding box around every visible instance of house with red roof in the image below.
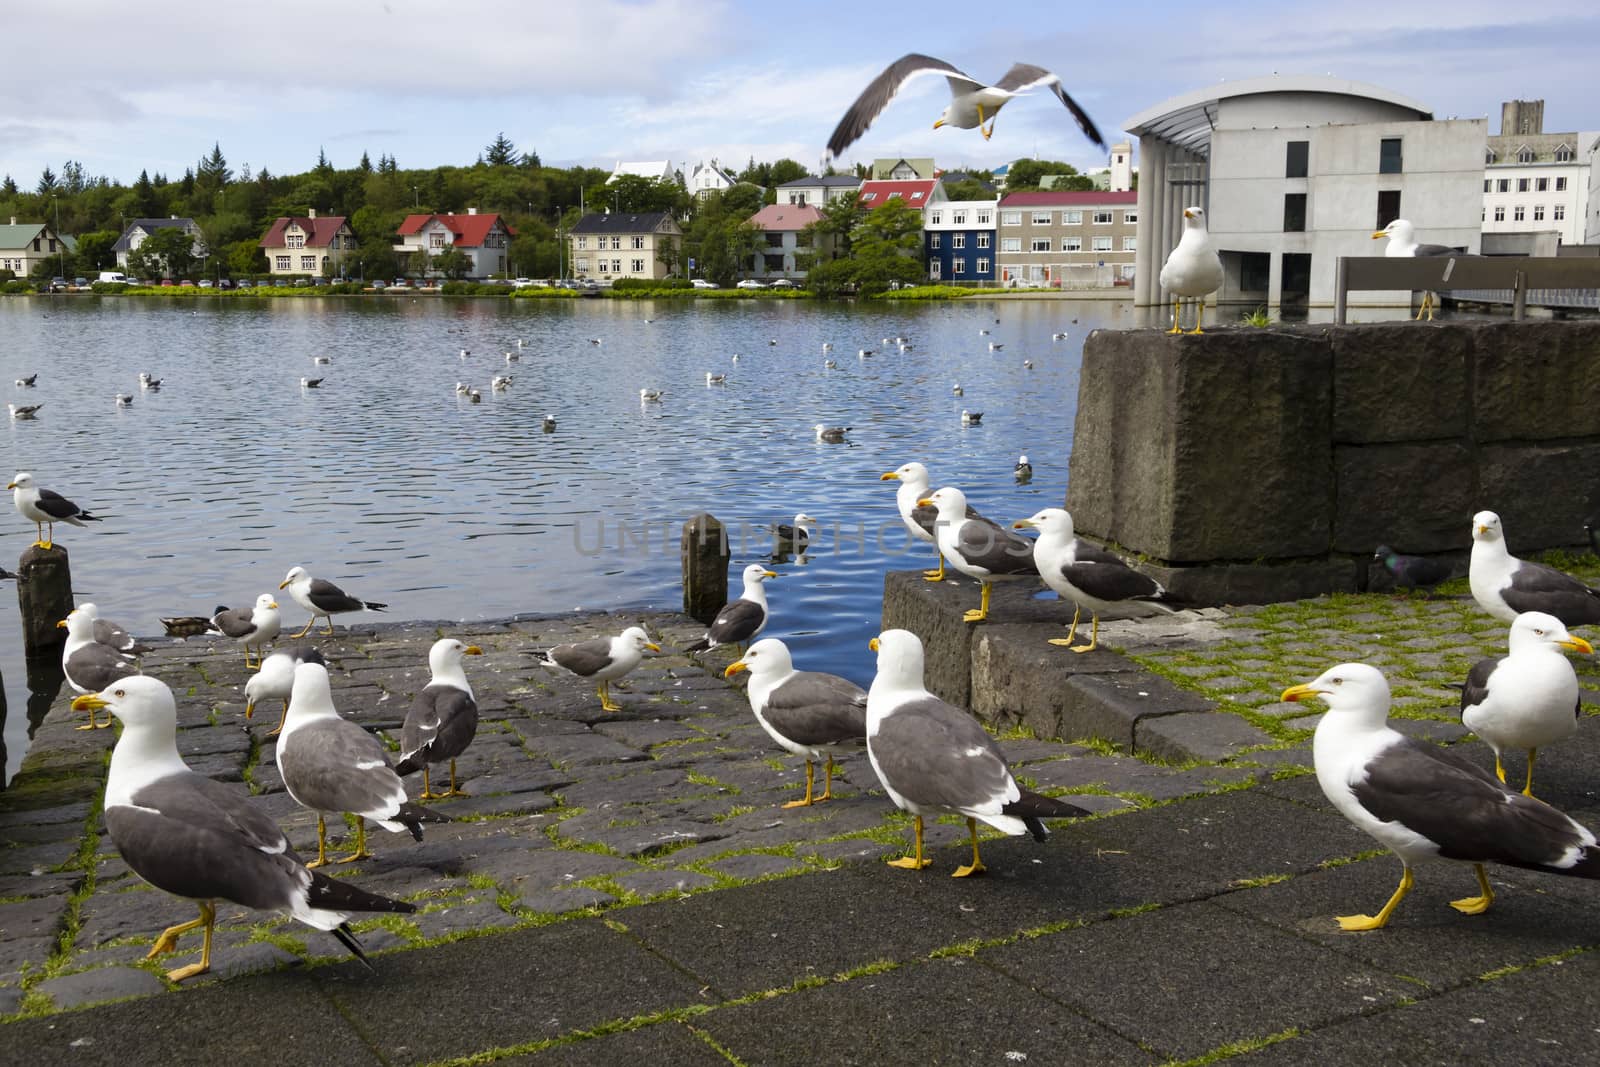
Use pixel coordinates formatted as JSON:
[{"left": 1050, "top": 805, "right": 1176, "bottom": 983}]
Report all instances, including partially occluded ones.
[
  {"left": 746, "top": 203, "right": 826, "bottom": 279},
  {"left": 259, "top": 211, "right": 356, "bottom": 278},
  {"left": 394, "top": 209, "right": 517, "bottom": 279},
  {"left": 855, "top": 179, "right": 946, "bottom": 220},
  {"left": 994, "top": 189, "right": 1138, "bottom": 289}
]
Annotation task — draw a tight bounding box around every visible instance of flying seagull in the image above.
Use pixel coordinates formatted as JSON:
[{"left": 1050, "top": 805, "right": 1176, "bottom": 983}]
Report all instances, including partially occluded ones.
[
  {"left": 279, "top": 566, "right": 388, "bottom": 637},
  {"left": 827, "top": 54, "right": 1105, "bottom": 158},
  {"left": 530, "top": 625, "right": 660, "bottom": 713},
  {"left": 10, "top": 471, "right": 101, "bottom": 549},
  {"left": 69, "top": 677, "right": 416, "bottom": 982},
  {"left": 396, "top": 637, "right": 485, "bottom": 799},
  {"left": 1283, "top": 662, "right": 1600, "bottom": 930}
]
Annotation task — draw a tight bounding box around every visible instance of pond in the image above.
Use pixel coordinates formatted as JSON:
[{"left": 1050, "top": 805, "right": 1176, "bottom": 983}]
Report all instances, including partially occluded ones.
[{"left": 0, "top": 293, "right": 1137, "bottom": 781}]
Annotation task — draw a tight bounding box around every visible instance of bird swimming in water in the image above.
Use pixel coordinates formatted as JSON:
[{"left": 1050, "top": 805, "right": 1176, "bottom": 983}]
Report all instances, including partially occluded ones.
[{"left": 1013, "top": 455, "right": 1032, "bottom": 482}]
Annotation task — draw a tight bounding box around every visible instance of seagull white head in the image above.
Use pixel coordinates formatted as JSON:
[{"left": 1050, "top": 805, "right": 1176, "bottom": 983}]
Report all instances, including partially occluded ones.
[
  {"left": 71, "top": 675, "right": 177, "bottom": 731},
  {"left": 917, "top": 486, "right": 968, "bottom": 518},
  {"left": 59, "top": 607, "right": 96, "bottom": 642},
  {"left": 740, "top": 563, "right": 778, "bottom": 588},
  {"left": 10, "top": 472, "right": 35, "bottom": 490},
  {"left": 1281, "top": 663, "right": 1390, "bottom": 727},
  {"left": 254, "top": 593, "right": 279, "bottom": 613},
  {"left": 868, "top": 628, "right": 926, "bottom": 690},
  {"left": 880, "top": 461, "right": 929, "bottom": 487},
  {"left": 792, "top": 512, "right": 818, "bottom": 531},
  {"left": 427, "top": 637, "right": 484, "bottom": 675},
  {"left": 1012, "top": 507, "right": 1073, "bottom": 538},
  {"left": 1472, "top": 510, "right": 1503, "bottom": 544},
  {"left": 618, "top": 626, "right": 661, "bottom": 656},
  {"left": 1507, "top": 612, "right": 1593, "bottom": 656},
  {"left": 77, "top": 601, "right": 102, "bottom": 619},
  {"left": 279, "top": 566, "right": 309, "bottom": 590},
  {"left": 1373, "top": 218, "right": 1415, "bottom": 242},
  {"left": 286, "top": 661, "right": 339, "bottom": 722},
  {"left": 1182, "top": 206, "right": 1208, "bottom": 228},
  {"left": 724, "top": 636, "right": 794, "bottom": 680}
]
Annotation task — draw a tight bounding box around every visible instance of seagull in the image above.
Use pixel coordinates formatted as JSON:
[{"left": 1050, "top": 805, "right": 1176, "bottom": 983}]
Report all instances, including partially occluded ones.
[
  {"left": 824, "top": 359, "right": 837, "bottom": 369},
  {"left": 278, "top": 662, "right": 445, "bottom": 867},
  {"left": 59, "top": 607, "right": 139, "bottom": 730},
  {"left": 814, "top": 423, "right": 851, "bottom": 443},
  {"left": 988, "top": 342, "right": 1003, "bottom": 351},
  {"left": 880, "top": 462, "right": 981, "bottom": 582},
  {"left": 396, "top": 638, "right": 484, "bottom": 799},
  {"left": 588, "top": 338, "right": 603, "bottom": 346},
  {"left": 1470, "top": 511, "right": 1600, "bottom": 627},
  {"left": 922, "top": 487, "right": 1037, "bottom": 622},
  {"left": 455, "top": 382, "right": 471, "bottom": 396},
  {"left": 459, "top": 348, "right": 470, "bottom": 360},
  {"left": 978, "top": 329, "right": 990, "bottom": 336},
  {"left": 724, "top": 639, "right": 867, "bottom": 808},
  {"left": 866, "top": 629, "right": 1089, "bottom": 875},
  {"left": 640, "top": 387, "right": 665, "bottom": 402},
  {"left": 244, "top": 646, "right": 326, "bottom": 736},
  {"left": 1373, "top": 545, "right": 1452, "bottom": 596},
  {"left": 278, "top": 566, "right": 388, "bottom": 637},
  {"left": 858, "top": 349, "right": 873, "bottom": 358},
  {"left": 9, "top": 471, "right": 101, "bottom": 549},
  {"left": 492, "top": 375, "right": 513, "bottom": 391},
  {"left": 960, "top": 409, "right": 983, "bottom": 425},
  {"left": 467, "top": 389, "right": 481, "bottom": 404},
  {"left": 1373, "top": 218, "right": 1460, "bottom": 320},
  {"left": 208, "top": 593, "right": 282, "bottom": 669},
  {"left": 1159, "top": 207, "right": 1224, "bottom": 334},
  {"left": 138, "top": 372, "right": 162, "bottom": 390},
  {"left": 1023, "top": 360, "right": 1033, "bottom": 369},
  {"left": 772, "top": 512, "right": 818, "bottom": 553},
  {"left": 684, "top": 565, "right": 778, "bottom": 656},
  {"left": 515, "top": 338, "right": 526, "bottom": 349},
  {"left": 504, "top": 351, "right": 519, "bottom": 363},
  {"left": 1282, "top": 663, "right": 1600, "bottom": 931},
  {"left": 300, "top": 377, "right": 323, "bottom": 389},
  {"left": 1459, "top": 612, "right": 1591, "bottom": 797},
  {"left": 732, "top": 354, "right": 741, "bottom": 363},
  {"left": 542, "top": 414, "right": 558, "bottom": 433},
  {"left": 1052, "top": 332, "right": 1068, "bottom": 341},
  {"left": 706, "top": 372, "right": 727, "bottom": 385},
  {"left": 1013, "top": 455, "right": 1032, "bottom": 483},
  {"left": 952, "top": 383, "right": 963, "bottom": 396},
  {"left": 77, "top": 602, "right": 152, "bottom": 658},
  {"left": 8, "top": 403, "right": 41, "bottom": 419},
  {"left": 769, "top": 339, "right": 779, "bottom": 346},
  {"left": 825, "top": 55, "right": 1105, "bottom": 157},
  {"left": 821, "top": 343, "right": 833, "bottom": 353},
  {"left": 313, "top": 356, "right": 331, "bottom": 365},
  {"left": 14, "top": 374, "right": 36, "bottom": 387},
  {"left": 530, "top": 625, "right": 660, "bottom": 713},
  {"left": 67, "top": 677, "right": 416, "bottom": 982},
  {"left": 1014, "top": 508, "right": 1184, "bottom": 652},
  {"left": 115, "top": 393, "right": 133, "bottom": 407}
]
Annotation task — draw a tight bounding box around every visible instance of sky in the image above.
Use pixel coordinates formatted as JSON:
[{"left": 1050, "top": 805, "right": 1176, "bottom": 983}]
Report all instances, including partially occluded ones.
[{"left": 4, "top": 0, "right": 1599, "bottom": 189}]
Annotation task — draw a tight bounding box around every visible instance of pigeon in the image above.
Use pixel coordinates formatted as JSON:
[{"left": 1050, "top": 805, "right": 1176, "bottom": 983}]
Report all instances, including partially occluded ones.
[{"left": 1373, "top": 545, "right": 1453, "bottom": 596}]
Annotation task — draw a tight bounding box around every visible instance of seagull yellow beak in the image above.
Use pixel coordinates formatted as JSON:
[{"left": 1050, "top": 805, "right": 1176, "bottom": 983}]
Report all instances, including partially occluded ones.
[
  {"left": 57, "top": 618, "right": 68, "bottom": 629},
  {"left": 933, "top": 119, "right": 945, "bottom": 130},
  {"left": 1280, "top": 683, "right": 1322, "bottom": 703},
  {"left": 1561, "top": 636, "right": 1594, "bottom": 655},
  {"left": 5, "top": 481, "right": 16, "bottom": 490},
  {"left": 464, "top": 646, "right": 484, "bottom": 656},
  {"left": 1476, "top": 524, "right": 1491, "bottom": 536},
  {"left": 244, "top": 700, "right": 256, "bottom": 720},
  {"left": 724, "top": 661, "right": 749, "bottom": 678},
  {"left": 1012, "top": 519, "right": 1036, "bottom": 530},
  {"left": 267, "top": 600, "right": 279, "bottom": 610},
  {"left": 645, "top": 643, "right": 662, "bottom": 653},
  {"left": 868, "top": 637, "right": 880, "bottom": 652},
  {"left": 880, "top": 471, "right": 900, "bottom": 481},
  {"left": 763, "top": 570, "right": 778, "bottom": 579},
  {"left": 1183, "top": 208, "right": 1195, "bottom": 219},
  {"left": 916, "top": 497, "right": 934, "bottom": 507},
  {"left": 71, "top": 693, "right": 109, "bottom": 714},
  {"left": 1371, "top": 231, "right": 1387, "bottom": 240},
  {"left": 278, "top": 578, "right": 292, "bottom": 589}
]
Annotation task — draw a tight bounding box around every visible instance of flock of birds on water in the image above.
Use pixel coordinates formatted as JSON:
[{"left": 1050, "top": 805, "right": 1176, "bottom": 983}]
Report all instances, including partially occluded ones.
[{"left": 3, "top": 51, "right": 1593, "bottom": 992}]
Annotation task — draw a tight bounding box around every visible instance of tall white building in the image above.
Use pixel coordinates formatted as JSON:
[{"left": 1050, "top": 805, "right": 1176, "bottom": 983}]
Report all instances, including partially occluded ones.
[
  {"left": 1481, "top": 100, "right": 1595, "bottom": 251},
  {"left": 1125, "top": 75, "right": 1484, "bottom": 308}
]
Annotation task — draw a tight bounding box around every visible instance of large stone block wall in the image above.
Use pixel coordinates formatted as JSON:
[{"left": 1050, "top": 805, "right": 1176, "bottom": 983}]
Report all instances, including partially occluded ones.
[{"left": 1066, "top": 320, "right": 1600, "bottom": 604}]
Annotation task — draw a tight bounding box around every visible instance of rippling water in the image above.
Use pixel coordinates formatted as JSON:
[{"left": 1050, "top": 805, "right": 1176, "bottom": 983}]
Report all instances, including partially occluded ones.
[{"left": 1, "top": 293, "right": 1137, "bottom": 780}]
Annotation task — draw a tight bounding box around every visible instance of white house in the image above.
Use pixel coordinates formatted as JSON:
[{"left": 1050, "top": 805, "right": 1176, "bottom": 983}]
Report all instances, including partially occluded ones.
[
  {"left": 113, "top": 217, "right": 206, "bottom": 270},
  {"left": 1125, "top": 74, "right": 1485, "bottom": 309},
  {"left": 608, "top": 160, "right": 681, "bottom": 185},
  {"left": 1481, "top": 100, "right": 1595, "bottom": 252},
  {"left": 394, "top": 209, "right": 516, "bottom": 279},
  {"left": 776, "top": 174, "right": 862, "bottom": 207},
  {"left": 687, "top": 161, "right": 738, "bottom": 200}
]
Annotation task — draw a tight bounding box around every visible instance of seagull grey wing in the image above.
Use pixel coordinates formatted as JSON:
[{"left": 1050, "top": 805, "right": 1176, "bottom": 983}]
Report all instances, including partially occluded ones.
[
  {"left": 402, "top": 685, "right": 478, "bottom": 763},
  {"left": 827, "top": 53, "right": 977, "bottom": 157},
  {"left": 280, "top": 721, "right": 404, "bottom": 817},
  {"left": 306, "top": 578, "right": 364, "bottom": 613},
  {"left": 1500, "top": 562, "right": 1600, "bottom": 626},
  {"left": 64, "top": 642, "right": 139, "bottom": 691},
  {"left": 104, "top": 803, "right": 304, "bottom": 912},
  {"left": 1353, "top": 737, "right": 1591, "bottom": 867},
  {"left": 994, "top": 63, "right": 1106, "bottom": 148},
  {"left": 1059, "top": 559, "right": 1164, "bottom": 603},
  {"left": 708, "top": 599, "right": 765, "bottom": 644},
  {"left": 1458, "top": 656, "right": 1499, "bottom": 717},
  {"left": 33, "top": 488, "right": 82, "bottom": 520},
  {"left": 210, "top": 606, "right": 256, "bottom": 639},
  {"left": 548, "top": 637, "right": 616, "bottom": 677},
  {"left": 138, "top": 773, "right": 293, "bottom": 857},
  {"left": 1413, "top": 243, "right": 1459, "bottom": 257},
  {"left": 955, "top": 519, "right": 1037, "bottom": 576},
  {"left": 762, "top": 671, "right": 868, "bottom": 745},
  {"left": 873, "top": 699, "right": 1014, "bottom": 811}
]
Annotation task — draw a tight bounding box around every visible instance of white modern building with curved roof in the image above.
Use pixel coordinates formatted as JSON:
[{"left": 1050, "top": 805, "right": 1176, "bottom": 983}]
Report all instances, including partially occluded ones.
[{"left": 1124, "top": 75, "right": 1485, "bottom": 310}]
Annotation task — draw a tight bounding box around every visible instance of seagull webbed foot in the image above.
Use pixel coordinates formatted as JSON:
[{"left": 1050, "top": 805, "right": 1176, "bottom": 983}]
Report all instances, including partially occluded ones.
[
  {"left": 962, "top": 609, "right": 987, "bottom": 623},
  {"left": 164, "top": 961, "right": 211, "bottom": 983},
  {"left": 952, "top": 860, "right": 986, "bottom": 878},
  {"left": 336, "top": 850, "right": 371, "bottom": 864},
  {"left": 781, "top": 796, "right": 816, "bottom": 809},
  {"left": 1449, "top": 894, "right": 1493, "bottom": 915},
  {"left": 1335, "top": 912, "right": 1391, "bottom": 931},
  {"left": 887, "top": 856, "right": 932, "bottom": 870}
]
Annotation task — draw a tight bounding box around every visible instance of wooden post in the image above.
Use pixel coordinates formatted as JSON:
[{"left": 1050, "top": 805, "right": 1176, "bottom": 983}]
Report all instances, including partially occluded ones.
[
  {"left": 681, "top": 513, "right": 729, "bottom": 624},
  {"left": 17, "top": 544, "right": 74, "bottom": 663},
  {"left": 1333, "top": 256, "right": 1348, "bottom": 324},
  {"left": 1512, "top": 269, "right": 1528, "bottom": 321}
]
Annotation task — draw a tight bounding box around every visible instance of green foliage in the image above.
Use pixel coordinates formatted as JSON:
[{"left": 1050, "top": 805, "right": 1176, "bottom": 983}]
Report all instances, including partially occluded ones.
[
  {"left": 1004, "top": 158, "right": 1087, "bottom": 191},
  {"left": 612, "top": 277, "right": 692, "bottom": 291},
  {"left": 431, "top": 246, "right": 473, "bottom": 280},
  {"left": 127, "top": 226, "right": 200, "bottom": 279},
  {"left": 71, "top": 230, "right": 118, "bottom": 271},
  {"left": 483, "top": 133, "right": 518, "bottom": 167},
  {"left": 440, "top": 280, "right": 511, "bottom": 296},
  {"left": 941, "top": 179, "right": 997, "bottom": 201},
  {"left": 1240, "top": 306, "right": 1272, "bottom": 327},
  {"left": 1, "top": 279, "right": 33, "bottom": 294}
]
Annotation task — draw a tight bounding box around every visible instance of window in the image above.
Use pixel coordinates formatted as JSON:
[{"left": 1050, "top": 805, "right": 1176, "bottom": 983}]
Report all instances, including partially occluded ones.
[
  {"left": 1483, "top": 180, "right": 1491, "bottom": 193},
  {"left": 976, "top": 258, "right": 989, "bottom": 274},
  {"left": 952, "top": 257, "right": 965, "bottom": 274},
  {"left": 1123, "top": 210, "right": 1138, "bottom": 224},
  {"left": 1536, "top": 177, "right": 1549, "bottom": 192},
  {"left": 1517, "top": 178, "right": 1530, "bottom": 192},
  {"left": 952, "top": 234, "right": 965, "bottom": 249},
  {"left": 1378, "top": 137, "right": 1402, "bottom": 174},
  {"left": 929, "top": 260, "right": 941, "bottom": 279},
  {"left": 1062, "top": 210, "right": 1082, "bottom": 225},
  {"left": 632, "top": 236, "right": 644, "bottom": 249},
  {"left": 1122, "top": 237, "right": 1137, "bottom": 251},
  {"left": 1517, "top": 146, "right": 1535, "bottom": 163},
  {"left": 909, "top": 191, "right": 922, "bottom": 200},
  {"left": 976, "top": 210, "right": 991, "bottom": 224},
  {"left": 300, "top": 255, "right": 315, "bottom": 270},
  {"left": 1485, "top": 148, "right": 1497, "bottom": 164},
  {"left": 429, "top": 233, "right": 445, "bottom": 249},
  {"left": 286, "top": 232, "right": 304, "bottom": 248},
  {"left": 1513, "top": 205, "right": 1525, "bottom": 222},
  {"left": 952, "top": 210, "right": 966, "bottom": 224},
  {"left": 1030, "top": 238, "right": 1051, "bottom": 252},
  {"left": 929, "top": 210, "right": 942, "bottom": 225},
  {"left": 578, "top": 237, "right": 587, "bottom": 249},
  {"left": 1285, "top": 140, "right": 1308, "bottom": 178},
  {"left": 1090, "top": 236, "right": 1112, "bottom": 252},
  {"left": 610, "top": 237, "right": 621, "bottom": 249},
  {"left": 861, "top": 192, "right": 876, "bottom": 201},
  {"left": 1001, "top": 211, "right": 1021, "bottom": 225},
  {"left": 1555, "top": 205, "right": 1566, "bottom": 221},
  {"left": 1283, "top": 192, "right": 1307, "bottom": 232},
  {"left": 1376, "top": 190, "right": 1401, "bottom": 229},
  {"left": 1534, "top": 205, "right": 1545, "bottom": 221},
  {"left": 576, "top": 258, "right": 589, "bottom": 271},
  {"left": 1092, "top": 210, "right": 1113, "bottom": 224},
  {"left": 1031, "top": 211, "right": 1052, "bottom": 225},
  {"left": 275, "top": 255, "right": 290, "bottom": 270},
  {"left": 1062, "top": 237, "right": 1082, "bottom": 252},
  {"left": 1497, "top": 179, "right": 1509, "bottom": 193},
  {"left": 1556, "top": 177, "right": 1567, "bottom": 190},
  {"left": 977, "top": 233, "right": 990, "bottom": 249},
  {"left": 631, "top": 258, "right": 644, "bottom": 272},
  {"left": 1000, "top": 237, "right": 1021, "bottom": 252},
  {"left": 930, "top": 233, "right": 941, "bottom": 248},
  {"left": 1494, "top": 205, "right": 1506, "bottom": 222},
  {"left": 1555, "top": 145, "right": 1573, "bottom": 162}
]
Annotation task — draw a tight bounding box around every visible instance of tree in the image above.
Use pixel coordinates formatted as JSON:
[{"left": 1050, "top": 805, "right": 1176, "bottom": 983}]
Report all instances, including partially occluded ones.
[
  {"left": 60, "top": 161, "right": 87, "bottom": 195},
  {"left": 484, "top": 133, "right": 517, "bottom": 167},
  {"left": 768, "top": 159, "right": 809, "bottom": 186},
  {"left": 128, "top": 226, "right": 199, "bottom": 279},
  {"left": 1004, "top": 159, "right": 1090, "bottom": 192},
  {"left": 358, "top": 151, "right": 372, "bottom": 173},
  {"left": 198, "top": 143, "right": 231, "bottom": 188},
  {"left": 73, "top": 230, "right": 118, "bottom": 271},
  {"left": 431, "top": 246, "right": 472, "bottom": 279},
  {"left": 1, "top": 175, "right": 15, "bottom": 197},
  {"left": 719, "top": 182, "right": 764, "bottom": 219},
  {"left": 37, "top": 166, "right": 57, "bottom": 195},
  {"left": 942, "top": 178, "right": 997, "bottom": 201}
]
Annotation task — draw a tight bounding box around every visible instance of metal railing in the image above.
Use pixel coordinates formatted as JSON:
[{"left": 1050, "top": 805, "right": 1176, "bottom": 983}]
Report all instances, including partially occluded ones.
[{"left": 1334, "top": 256, "right": 1600, "bottom": 322}]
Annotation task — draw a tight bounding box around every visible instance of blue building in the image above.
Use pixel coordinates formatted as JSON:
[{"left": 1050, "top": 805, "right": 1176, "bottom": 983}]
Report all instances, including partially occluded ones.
[{"left": 923, "top": 200, "right": 997, "bottom": 285}]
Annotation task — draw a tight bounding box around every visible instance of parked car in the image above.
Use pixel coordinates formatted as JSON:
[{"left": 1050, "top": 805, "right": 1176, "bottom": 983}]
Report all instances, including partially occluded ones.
[
  {"left": 236, "top": 279, "right": 252, "bottom": 289},
  {"left": 690, "top": 279, "right": 720, "bottom": 290},
  {"left": 198, "top": 279, "right": 214, "bottom": 288},
  {"left": 73, "top": 277, "right": 89, "bottom": 289},
  {"left": 160, "top": 279, "right": 175, "bottom": 287},
  {"left": 371, "top": 280, "right": 386, "bottom": 290},
  {"left": 309, "top": 277, "right": 326, "bottom": 286},
  {"left": 178, "top": 279, "right": 196, "bottom": 287},
  {"left": 768, "top": 278, "right": 799, "bottom": 290},
  {"left": 272, "top": 279, "right": 288, "bottom": 288},
  {"left": 736, "top": 279, "right": 766, "bottom": 290}
]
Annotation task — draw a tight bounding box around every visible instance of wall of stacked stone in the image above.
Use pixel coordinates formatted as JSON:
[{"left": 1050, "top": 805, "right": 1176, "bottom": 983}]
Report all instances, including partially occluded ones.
[{"left": 1065, "top": 320, "right": 1600, "bottom": 604}]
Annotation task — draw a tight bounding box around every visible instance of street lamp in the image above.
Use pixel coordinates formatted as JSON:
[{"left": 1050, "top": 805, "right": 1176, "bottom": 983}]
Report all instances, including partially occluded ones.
[
  {"left": 412, "top": 186, "right": 419, "bottom": 208},
  {"left": 52, "top": 196, "right": 64, "bottom": 280}
]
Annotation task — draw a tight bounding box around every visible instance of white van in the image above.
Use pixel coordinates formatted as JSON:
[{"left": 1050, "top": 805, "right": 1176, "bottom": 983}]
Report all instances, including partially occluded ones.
[{"left": 97, "top": 271, "right": 130, "bottom": 284}]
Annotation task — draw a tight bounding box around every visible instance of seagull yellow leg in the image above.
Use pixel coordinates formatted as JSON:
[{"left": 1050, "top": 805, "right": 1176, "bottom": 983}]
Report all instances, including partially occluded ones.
[
  {"left": 782, "top": 760, "right": 817, "bottom": 808},
  {"left": 962, "top": 583, "right": 991, "bottom": 623},
  {"left": 923, "top": 553, "right": 945, "bottom": 581},
  {"left": 977, "top": 104, "right": 992, "bottom": 140},
  {"left": 1048, "top": 603, "right": 1083, "bottom": 647},
  {"left": 1167, "top": 297, "right": 1183, "bottom": 334},
  {"left": 76, "top": 704, "right": 101, "bottom": 730},
  {"left": 818, "top": 755, "right": 837, "bottom": 802},
  {"left": 162, "top": 901, "right": 216, "bottom": 983},
  {"left": 147, "top": 905, "right": 210, "bottom": 958},
  {"left": 337, "top": 818, "right": 371, "bottom": 864},
  {"left": 290, "top": 617, "right": 316, "bottom": 639},
  {"left": 418, "top": 765, "right": 442, "bottom": 801},
  {"left": 599, "top": 679, "right": 621, "bottom": 713},
  {"left": 1336, "top": 866, "right": 1413, "bottom": 931},
  {"left": 1187, "top": 296, "right": 1207, "bottom": 334},
  {"left": 887, "top": 815, "right": 932, "bottom": 870},
  {"left": 953, "top": 817, "right": 987, "bottom": 878},
  {"left": 1523, "top": 749, "right": 1537, "bottom": 798},
  {"left": 1071, "top": 613, "right": 1101, "bottom": 654},
  {"left": 442, "top": 759, "right": 469, "bottom": 798},
  {"left": 306, "top": 814, "right": 330, "bottom": 868},
  {"left": 1493, "top": 754, "right": 1507, "bottom": 784},
  {"left": 321, "top": 616, "right": 337, "bottom": 636},
  {"left": 266, "top": 699, "right": 289, "bottom": 738},
  {"left": 1450, "top": 863, "right": 1495, "bottom": 916}
]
